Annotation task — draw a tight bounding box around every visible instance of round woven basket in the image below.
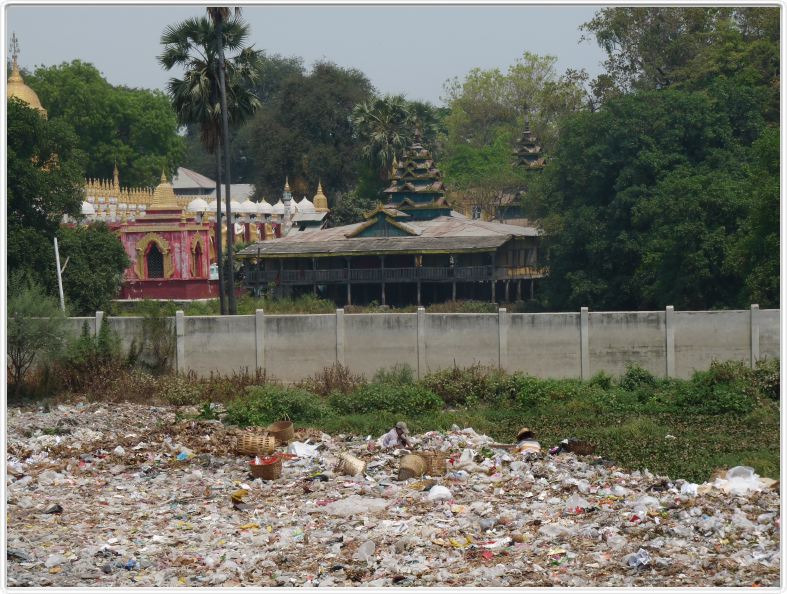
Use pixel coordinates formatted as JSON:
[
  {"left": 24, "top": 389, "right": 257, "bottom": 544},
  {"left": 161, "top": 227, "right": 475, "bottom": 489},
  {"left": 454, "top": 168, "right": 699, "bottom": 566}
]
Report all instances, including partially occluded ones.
[
  {"left": 335, "top": 453, "right": 366, "bottom": 476},
  {"left": 250, "top": 457, "right": 282, "bottom": 480},
  {"left": 419, "top": 451, "right": 447, "bottom": 476},
  {"left": 266, "top": 421, "right": 295, "bottom": 445},
  {"left": 567, "top": 440, "right": 596, "bottom": 456},
  {"left": 237, "top": 432, "right": 276, "bottom": 456},
  {"left": 398, "top": 454, "right": 427, "bottom": 481}
]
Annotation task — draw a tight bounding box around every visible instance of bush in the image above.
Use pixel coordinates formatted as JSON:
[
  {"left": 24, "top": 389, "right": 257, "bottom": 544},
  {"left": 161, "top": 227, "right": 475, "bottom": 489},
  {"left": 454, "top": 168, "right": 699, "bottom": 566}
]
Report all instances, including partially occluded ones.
[
  {"left": 56, "top": 321, "right": 126, "bottom": 392},
  {"left": 674, "top": 363, "right": 755, "bottom": 415},
  {"left": 421, "top": 364, "right": 496, "bottom": 408},
  {"left": 619, "top": 363, "right": 657, "bottom": 391},
  {"left": 330, "top": 384, "right": 442, "bottom": 416},
  {"left": 371, "top": 364, "right": 415, "bottom": 386},
  {"left": 226, "top": 385, "right": 330, "bottom": 427},
  {"left": 191, "top": 368, "right": 274, "bottom": 403},
  {"left": 158, "top": 374, "right": 205, "bottom": 406},
  {"left": 296, "top": 363, "right": 366, "bottom": 397},
  {"left": 752, "top": 358, "right": 779, "bottom": 400},
  {"left": 7, "top": 274, "right": 68, "bottom": 396}
]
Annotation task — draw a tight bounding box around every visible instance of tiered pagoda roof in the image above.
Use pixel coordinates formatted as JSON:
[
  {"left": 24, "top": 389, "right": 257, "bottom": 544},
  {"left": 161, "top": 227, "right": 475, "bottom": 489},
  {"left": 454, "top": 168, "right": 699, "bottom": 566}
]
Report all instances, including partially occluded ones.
[
  {"left": 512, "top": 117, "right": 545, "bottom": 170},
  {"left": 382, "top": 129, "right": 451, "bottom": 220}
]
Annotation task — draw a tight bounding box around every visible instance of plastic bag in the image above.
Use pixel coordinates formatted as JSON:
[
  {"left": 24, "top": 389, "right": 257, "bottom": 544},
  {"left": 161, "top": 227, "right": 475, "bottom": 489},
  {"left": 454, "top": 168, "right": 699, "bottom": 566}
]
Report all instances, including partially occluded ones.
[
  {"left": 321, "top": 495, "right": 388, "bottom": 516},
  {"left": 287, "top": 442, "right": 320, "bottom": 458},
  {"left": 565, "top": 493, "right": 590, "bottom": 512},
  {"left": 623, "top": 548, "right": 651, "bottom": 568},
  {"left": 427, "top": 485, "right": 453, "bottom": 501}
]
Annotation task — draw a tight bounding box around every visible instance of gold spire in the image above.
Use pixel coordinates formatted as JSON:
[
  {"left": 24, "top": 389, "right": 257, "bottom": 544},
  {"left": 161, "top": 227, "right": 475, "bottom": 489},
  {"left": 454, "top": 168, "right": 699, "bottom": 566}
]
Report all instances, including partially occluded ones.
[
  {"left": 7, "top": 33, "right": 47, "bottom": 118},
  {"left": 160, "top": 168, "right": 168, "bottom": 184},
  {"left": 284, "top": 176, "right": 291, "bottom": 192},
  {"left": 113, "top": 162, "right": 120, "bottom": 188},
  {"left": 313, "top": 180, "right": 329, "bottom": 212},
  {"left": 150, "top": 169, "right": 179, "bottom": 209}
]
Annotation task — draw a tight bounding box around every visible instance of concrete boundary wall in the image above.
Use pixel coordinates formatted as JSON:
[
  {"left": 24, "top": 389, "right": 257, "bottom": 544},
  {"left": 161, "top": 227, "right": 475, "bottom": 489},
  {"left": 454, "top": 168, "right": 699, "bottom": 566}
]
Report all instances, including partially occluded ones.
[{"left": 65, "top": 306, "right": 779, "bottom": 380}]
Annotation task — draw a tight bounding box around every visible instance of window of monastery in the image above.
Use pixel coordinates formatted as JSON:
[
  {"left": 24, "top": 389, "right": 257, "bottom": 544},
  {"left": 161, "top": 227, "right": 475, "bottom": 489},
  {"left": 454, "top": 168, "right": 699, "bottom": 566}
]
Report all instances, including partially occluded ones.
[{"left": 146, "top": 244, "right": 164, "bottom": 279}]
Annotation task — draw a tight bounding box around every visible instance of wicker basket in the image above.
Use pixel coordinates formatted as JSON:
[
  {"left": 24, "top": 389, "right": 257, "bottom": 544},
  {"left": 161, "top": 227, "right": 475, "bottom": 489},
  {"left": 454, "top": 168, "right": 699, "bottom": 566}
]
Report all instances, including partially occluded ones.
[
  {"left": 335, "top": 453, "right": 366, "bottom": 476},
  {"left": 398, "top": 454, "right": 427, "bottom": 481},
  {"left": 567, "top": 440, "right": 596, "bottom": 456},
  {"left": 419, "top": 451, "right": 447, "bottom": 476},
  {"left": 250, "top": 457, "right": 282, "bottom": 480},
  {"left": 266, "top": 421, "right": 295, "bottom": 445},
  {"left": 237, "top": 432, "right": 276, "bottom": 456}
]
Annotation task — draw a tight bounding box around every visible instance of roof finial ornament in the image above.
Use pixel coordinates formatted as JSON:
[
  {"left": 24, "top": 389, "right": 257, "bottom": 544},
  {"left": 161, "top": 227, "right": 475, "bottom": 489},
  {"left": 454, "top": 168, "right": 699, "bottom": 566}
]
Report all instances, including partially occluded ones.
[
  {"left": 10, "top": 32, "right": 19, "bottom": 72},
  {"left": 414, "top": 125, "right": 422, "bottom": 144},
  {"left": 113, "top": 161, "right": 120, "bottom": 188},
  {"left": 284, "top": 176, "right": 291, "bottom": 192}
]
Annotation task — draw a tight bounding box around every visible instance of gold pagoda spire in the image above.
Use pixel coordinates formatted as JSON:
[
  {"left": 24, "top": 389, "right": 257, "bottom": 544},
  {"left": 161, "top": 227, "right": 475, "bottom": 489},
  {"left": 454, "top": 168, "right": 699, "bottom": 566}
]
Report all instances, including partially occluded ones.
[
  {"left": 284, "top": 176, "right": 291, "bottom": 192},
  {"left": 313, "top": 179, "right": 329, "bottom": 212},
  {"left": 113, "top": 162, "right": 120, "bottom": 189},
  {"left": 7, "top": 33, "right": 47, "bottom": 118}
]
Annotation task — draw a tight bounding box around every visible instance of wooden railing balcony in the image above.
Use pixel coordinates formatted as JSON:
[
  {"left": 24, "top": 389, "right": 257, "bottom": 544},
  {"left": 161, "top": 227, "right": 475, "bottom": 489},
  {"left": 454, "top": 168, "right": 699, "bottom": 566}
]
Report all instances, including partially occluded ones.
[{"left": 245, "top": 264, "right": 542, "bottom": 286}]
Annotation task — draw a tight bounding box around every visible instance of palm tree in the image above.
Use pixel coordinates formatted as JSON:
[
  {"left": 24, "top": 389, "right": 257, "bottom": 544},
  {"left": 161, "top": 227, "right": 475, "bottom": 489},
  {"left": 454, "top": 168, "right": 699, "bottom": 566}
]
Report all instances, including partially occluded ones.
[
  {"left": 159, "top": 14, "right": 261, "bottom": 314},
  {"left": 350, "top": 95, "right": 412, "bottom": 180},
  {"left": 207, "top": 6, "right": 240, "bottom": 315}
]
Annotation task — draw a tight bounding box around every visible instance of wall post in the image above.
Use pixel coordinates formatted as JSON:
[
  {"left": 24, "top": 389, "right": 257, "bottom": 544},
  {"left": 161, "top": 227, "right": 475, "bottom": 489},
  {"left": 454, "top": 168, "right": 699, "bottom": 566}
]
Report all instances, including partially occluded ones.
[
  {"left": 255, "top": 309, "right": 265, "bottom": 373},
  {"left": 336, "top": 308, "right": 345, "bottom": 366},
  {"left": 665, "top": 305, "right": 675, "bottom": 378},
  {"left": 417, "top": 307, "right": 426, "bottom": 379},
  {"left": 95, "top": 311, "right": 104, "bottom": 337},
  {"left": 580, "top": 307, "right": 589, "bottom": 380},
  {"left": 750, "top": 304, "right": 760, "bottom": 368},
  {"left": 175, "top": 310, "right": 185, "bottom": 374},
  {"left": 498, "top": 307, "right": 508, "bottom": 371}
]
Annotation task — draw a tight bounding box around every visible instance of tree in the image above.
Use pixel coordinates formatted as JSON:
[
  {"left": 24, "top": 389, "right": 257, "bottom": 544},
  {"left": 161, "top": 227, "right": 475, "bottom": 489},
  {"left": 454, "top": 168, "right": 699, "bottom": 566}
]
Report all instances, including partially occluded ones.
[
  {"left": 351, "top": 95, "right": 412, "bottom": 179},
  {"left": 57, "top": 223, "right": 130, "bottom": 315},
  {"left": 525, "top": 90, "right": 758, "bottom": 310},
  {"left": 26, "top": 60, "right": 184, "bottom": 187},
  {"left": 581, "top": 7, "right": 779, "bottom": 97},
  {"left": 7, "top": 273, "right": 67, "bottom": 396},
  {"left": 160, "top": 14, "right": 262, "bottom": 314},
  {"left": 248, "top": 60, "right": 374, "bottom": 200},
  {"left": 7, "top": 97, "right": 85, "bottom": 286}
]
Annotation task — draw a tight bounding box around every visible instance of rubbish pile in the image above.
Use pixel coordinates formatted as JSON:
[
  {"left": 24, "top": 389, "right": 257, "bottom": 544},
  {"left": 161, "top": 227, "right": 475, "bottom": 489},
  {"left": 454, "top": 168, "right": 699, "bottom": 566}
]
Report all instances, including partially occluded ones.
[{"left": 6, "top": 402, "right": 780, "bottom": 587}]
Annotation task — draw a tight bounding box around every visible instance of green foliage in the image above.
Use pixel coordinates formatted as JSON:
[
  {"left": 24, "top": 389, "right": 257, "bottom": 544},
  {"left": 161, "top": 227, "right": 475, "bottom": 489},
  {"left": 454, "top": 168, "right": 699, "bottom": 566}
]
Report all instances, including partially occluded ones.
[
  {"left": 296, "top": 363, "right": 366, "bottom": 397},
  {"left": 26, "top": 60, "right": 183, "bottom": 187},
  {"left": 619, "top": 363, "right": 657, "bottom": 392},
  {"left": 7, "top": 98, "right": 86, "bottom": 287},
  {"left": 752, "top": 358, "right": 780, "bottom": 400},
  {"left": 421, "top": 364, "right": 495, "bottom": 408},
  {"left": 6, "top": 273, "right": 68, "bottom": 394},
  {"left": 126, "top": 302, "right": 176, "bottom": 374},
  {"left": 249, "top": 61, "right": 374, "bottom": 200},
  {"left": 225, "top": 385, "right": 330, "bottom": 427},
  {"left": 371, "top": 364, "right": 415, "bottom": 387},
  {"left": 158, "top": 374, "right": 204, "bottom": 406},
  {"left": 329, "top": 383, "right": 442, "bottom": 416},
  {"left": 56, "top": 321, "right": 125, "bottom": 392},
  {"left": 56, "top": 223, "right": 130, "bottom": 315}
]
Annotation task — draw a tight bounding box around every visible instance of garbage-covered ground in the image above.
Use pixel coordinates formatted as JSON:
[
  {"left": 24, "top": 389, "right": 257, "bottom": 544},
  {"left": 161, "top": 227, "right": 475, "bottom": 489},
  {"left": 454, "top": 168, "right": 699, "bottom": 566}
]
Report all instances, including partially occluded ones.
[{"left": 6, "top": 402, "right": 780, "bottom": 587}]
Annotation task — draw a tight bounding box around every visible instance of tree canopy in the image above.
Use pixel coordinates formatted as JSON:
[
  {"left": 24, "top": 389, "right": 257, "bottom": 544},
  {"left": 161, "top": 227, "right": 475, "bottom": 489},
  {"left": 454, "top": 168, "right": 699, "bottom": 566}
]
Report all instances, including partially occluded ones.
[{"left": 26, "top": 60, "right": 184, "bottom": 187}]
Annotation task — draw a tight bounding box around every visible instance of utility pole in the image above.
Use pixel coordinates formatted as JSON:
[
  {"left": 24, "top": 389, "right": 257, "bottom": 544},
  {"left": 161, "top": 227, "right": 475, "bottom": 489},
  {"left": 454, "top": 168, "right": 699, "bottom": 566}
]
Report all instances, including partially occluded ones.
[{"left": 54, "top": 237, "right": 66, "bottom": 312}]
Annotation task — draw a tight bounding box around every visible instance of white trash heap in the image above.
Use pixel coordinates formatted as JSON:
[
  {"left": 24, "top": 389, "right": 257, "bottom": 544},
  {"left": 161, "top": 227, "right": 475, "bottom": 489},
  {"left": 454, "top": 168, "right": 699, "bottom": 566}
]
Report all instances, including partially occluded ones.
[{"left": 6, "top": 402, "right": 780, "bottom": 587}]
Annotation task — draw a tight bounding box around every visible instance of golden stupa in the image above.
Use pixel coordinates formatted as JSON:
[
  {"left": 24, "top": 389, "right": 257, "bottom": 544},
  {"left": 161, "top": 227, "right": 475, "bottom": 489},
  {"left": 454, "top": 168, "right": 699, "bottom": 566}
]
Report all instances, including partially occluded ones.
[{"left": 7, "top": 33, "right": 47, "bottom": 118}]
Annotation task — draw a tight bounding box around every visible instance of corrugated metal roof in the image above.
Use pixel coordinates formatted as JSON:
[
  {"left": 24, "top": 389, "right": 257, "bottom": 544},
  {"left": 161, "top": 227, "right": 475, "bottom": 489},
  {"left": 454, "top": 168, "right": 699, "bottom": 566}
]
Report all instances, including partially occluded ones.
[
  {"left": 173, "top": 167, "right": 215, "bottom": 190},
  {"left": 238, "top": 235, "right": 509, "bottom": 257},
  {"left": 237, "top": 215, "right": 540, "bottom": 258},
  {"left": 207, "top": 184, "right": 256, "bottom": 202}
]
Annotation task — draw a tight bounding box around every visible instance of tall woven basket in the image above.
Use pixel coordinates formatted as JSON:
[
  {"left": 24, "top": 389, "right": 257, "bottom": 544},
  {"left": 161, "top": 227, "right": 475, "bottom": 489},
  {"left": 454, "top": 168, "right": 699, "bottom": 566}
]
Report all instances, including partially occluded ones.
[
  {"left": 335, "top": 453, "right": 366, "bottom": 476},
  {"left": 237, "top": 432, "right": 276, "bottom": 456},
  {"left": 398, "top": 454, "right": 427, "bottom": 481},
  {"left": 266, "top": 421, "right": 295, "bottom": 445},
  {"left": 419, "top": 451, "right": 447, "bottom": 476},
  {"left": 250, "top": 457, "right": 282, "bottom": 480}
]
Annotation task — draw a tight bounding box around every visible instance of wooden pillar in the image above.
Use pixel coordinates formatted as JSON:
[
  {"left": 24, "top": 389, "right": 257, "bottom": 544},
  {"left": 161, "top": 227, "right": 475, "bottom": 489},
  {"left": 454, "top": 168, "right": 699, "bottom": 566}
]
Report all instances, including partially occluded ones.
[
  {"left": 490, "top": 253, "right": 497, "bottom": 303},
  {"left": 312, "top": 257, "right": 317, "bottom": 296},
  {"left": 346, "top": 257, "right": 352, "bottom": 306},
  {"left": 452, "top": 280, "right": 457, "bottom": 301},
  {"left": 516, "top": 279, "right": 522, "bottom": 301},
  {"left": 380, "top": 255, "right": 386, "bottom": 306},
  {"left": 504, "top": 280, "right": 510, "bottom": 303},
  {"left": 530, "top": 279, "right": 534, "bottom": 300}
]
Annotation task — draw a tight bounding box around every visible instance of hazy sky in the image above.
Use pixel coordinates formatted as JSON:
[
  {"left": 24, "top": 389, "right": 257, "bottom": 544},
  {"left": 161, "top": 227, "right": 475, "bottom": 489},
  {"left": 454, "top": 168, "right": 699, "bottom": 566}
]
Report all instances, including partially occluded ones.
[{"left": 6, "top": 4, "right": 607, "bottom": 105}]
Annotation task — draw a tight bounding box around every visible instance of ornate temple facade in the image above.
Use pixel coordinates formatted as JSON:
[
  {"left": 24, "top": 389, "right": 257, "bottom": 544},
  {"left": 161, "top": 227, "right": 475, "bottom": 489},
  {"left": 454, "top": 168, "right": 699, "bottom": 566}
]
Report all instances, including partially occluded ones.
[{"left": 7, "top": 36, "right": 331, "bottom": 300}]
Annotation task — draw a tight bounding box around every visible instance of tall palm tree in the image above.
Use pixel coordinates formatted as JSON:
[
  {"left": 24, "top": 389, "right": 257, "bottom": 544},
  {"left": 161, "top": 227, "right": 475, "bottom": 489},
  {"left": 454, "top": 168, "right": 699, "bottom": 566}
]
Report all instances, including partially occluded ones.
[
  {"left": 159, "top": 14, "right": 261, "bottom": 314},
  {"left": 207, "top": 6, "right": 240, "bottom": 315},
  {"left": 350, "top": 95, "right": 412, "bottom": 180}
]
